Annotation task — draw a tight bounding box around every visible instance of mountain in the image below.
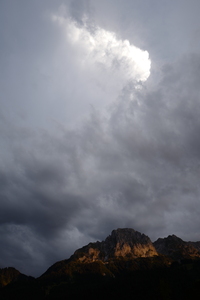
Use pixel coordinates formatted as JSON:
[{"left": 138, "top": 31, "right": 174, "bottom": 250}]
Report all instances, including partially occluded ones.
[
  {"left": 0, "top": 267, "right": 34, "bottom": 287},
  {"left": 188, "top": 241, "right": 200, "bottom": 252},
  {"left": 40, "top": 228, "right": 159, "bottom": 279},
  {"left": 1, "top": 228, "right": 200, "bottom": 299},
  {"left": 153, "top": 234, "right": 200, "bottom": 260},
  {"left": 73, "top": 228, "right": 158, "bottom": 260}
]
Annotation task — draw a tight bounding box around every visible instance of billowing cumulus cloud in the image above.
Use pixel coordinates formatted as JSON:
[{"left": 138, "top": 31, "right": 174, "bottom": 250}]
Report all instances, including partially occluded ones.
[{"left": 52, "top": 9, "right": 151, "bottom": 91}]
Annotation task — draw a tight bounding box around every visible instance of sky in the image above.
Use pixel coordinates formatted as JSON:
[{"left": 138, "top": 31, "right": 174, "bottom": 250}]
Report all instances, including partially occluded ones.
[{"left": 1, "top": 0, "right": 200, "bottom": 277}]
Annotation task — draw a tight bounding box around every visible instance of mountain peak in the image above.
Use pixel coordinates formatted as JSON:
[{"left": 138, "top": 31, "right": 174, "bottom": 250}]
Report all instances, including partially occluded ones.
[
  {"left": 153, "top": 234, "right": 200, "bottom": 259},
  {"left": 168, "top": 234, "right": 182, "bottom": 240},
  {"left": 0, "top": 267, "right": 34, "bottom": 288},
  {"left": 72, "top": 228, "right": 158, "bottom": 262},
  {"left": 105, "top": 228, "right": 154, "bottom": 249}
]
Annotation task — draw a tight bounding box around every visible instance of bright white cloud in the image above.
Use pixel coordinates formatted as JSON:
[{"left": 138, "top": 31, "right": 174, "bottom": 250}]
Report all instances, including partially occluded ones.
[{"left": 52, "top": 13, "right": 151, "bottom": 90}]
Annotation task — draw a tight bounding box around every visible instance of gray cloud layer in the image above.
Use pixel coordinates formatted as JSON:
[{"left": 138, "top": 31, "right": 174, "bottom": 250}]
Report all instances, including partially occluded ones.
[{"left": 1, "top": 0, "right": 200, "bottom": 276}]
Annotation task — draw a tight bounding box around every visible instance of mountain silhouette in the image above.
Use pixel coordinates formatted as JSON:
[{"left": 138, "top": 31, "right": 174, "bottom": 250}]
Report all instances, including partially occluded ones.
[{"left": 1, "top": 228, "right": 200, "bottom": 299}]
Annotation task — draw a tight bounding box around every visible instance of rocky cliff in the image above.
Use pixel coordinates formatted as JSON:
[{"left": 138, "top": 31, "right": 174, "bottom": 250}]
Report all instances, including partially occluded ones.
[
  {"left": 153, "top": 234, "right": 200, "bottom": 259},
  {"left": 72, "top": 228, "right": 158, "bottom": 263}
]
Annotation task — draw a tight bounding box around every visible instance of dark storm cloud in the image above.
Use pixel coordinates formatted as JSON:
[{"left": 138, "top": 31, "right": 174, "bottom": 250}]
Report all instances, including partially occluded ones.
[
  {"left": 1, "top": 0, "right": 200, "bottom": 277},
  {"left": 1, "top": 53, "right": 200, "bottom": 276}
]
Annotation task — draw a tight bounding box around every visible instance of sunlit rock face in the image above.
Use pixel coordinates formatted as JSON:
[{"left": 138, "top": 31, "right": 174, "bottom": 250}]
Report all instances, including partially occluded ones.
[
  {"left": 73, "top": 228, "right": 158, "bottom": 262},
  {"left": 153, "top": 235, "right": 200, "bottom": 260}
]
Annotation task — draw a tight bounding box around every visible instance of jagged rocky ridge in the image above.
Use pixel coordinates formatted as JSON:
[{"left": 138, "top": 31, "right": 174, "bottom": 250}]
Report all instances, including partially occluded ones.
[
  {"left": 153, "top": 234, "right": 200, "bottom": 259},
  {"left": 72, "top": 228, "right": 158, "bottom": 262},
  {"left": 40, "top": 228, "right": 161, "bottom": 279},
  {"left": 2, "top": 228, "right": 200, "bottom": 282},
  {"left": 41, "top": 228, "right": 200, "bottom": 279},
  {"left": 1, "top": 228, "right": 200, "bottom": 299}
]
